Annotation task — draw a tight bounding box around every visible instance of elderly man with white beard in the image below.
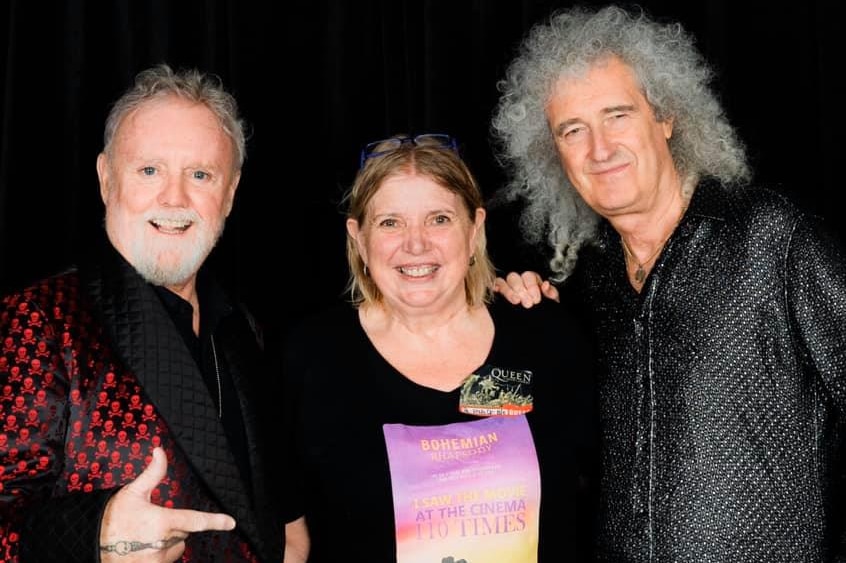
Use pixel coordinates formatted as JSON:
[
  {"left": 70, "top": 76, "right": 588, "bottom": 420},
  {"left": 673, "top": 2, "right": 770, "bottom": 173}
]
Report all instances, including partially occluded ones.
[{"left": 0, "top": 64, "right": 282, "bottom": 563}]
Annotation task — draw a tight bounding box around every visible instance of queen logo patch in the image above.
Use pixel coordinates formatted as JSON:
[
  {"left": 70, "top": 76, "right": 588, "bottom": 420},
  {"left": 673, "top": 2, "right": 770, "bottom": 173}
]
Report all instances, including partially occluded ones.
[{"left": 458, "top": 364, "right": 534, "bottom": 416}]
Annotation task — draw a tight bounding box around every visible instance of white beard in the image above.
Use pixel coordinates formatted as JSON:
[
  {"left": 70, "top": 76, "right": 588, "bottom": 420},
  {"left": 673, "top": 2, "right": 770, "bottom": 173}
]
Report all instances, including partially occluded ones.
[{"left": 106, "top": 206, "right": 225, "bottom": 287}]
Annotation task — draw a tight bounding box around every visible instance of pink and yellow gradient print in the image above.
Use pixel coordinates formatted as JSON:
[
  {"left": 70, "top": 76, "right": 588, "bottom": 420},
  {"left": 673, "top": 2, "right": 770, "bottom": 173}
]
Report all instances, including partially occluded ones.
[{"left": 384, "top": 415, "right": 540, "bottom": 563}]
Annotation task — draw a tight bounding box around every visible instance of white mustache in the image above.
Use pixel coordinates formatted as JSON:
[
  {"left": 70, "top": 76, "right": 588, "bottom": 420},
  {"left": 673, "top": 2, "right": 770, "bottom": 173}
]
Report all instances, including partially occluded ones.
[{"left": 143, "top": 209, "right": 201, "bottom": 225}]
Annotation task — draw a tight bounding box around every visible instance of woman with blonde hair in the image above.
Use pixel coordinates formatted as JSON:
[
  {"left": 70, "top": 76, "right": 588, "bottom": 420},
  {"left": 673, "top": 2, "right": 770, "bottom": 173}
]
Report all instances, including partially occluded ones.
[{"left": 282, "top": 134, "right": 597, "bottom": 562}]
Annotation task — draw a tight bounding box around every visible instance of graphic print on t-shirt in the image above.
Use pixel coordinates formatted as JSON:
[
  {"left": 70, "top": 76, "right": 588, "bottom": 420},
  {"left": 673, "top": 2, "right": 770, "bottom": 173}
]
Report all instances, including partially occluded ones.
[
  {"left": 458, "top": 363, "right": 534, "bottom": 416},
  {"left": 383, "top": 415, "right": 540, "bottom": 563}
]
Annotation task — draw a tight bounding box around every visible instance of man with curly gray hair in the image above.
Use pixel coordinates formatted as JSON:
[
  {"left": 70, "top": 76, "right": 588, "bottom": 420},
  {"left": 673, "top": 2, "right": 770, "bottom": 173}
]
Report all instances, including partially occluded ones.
[{"left": 493, "top": 5, "right": 846, "bottom": 561}]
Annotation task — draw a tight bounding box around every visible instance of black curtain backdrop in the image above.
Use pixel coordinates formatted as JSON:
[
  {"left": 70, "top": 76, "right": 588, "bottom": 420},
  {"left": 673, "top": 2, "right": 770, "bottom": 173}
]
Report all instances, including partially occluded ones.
[{"left": 1, "top": 0, "right": 843, "bottom": 343}]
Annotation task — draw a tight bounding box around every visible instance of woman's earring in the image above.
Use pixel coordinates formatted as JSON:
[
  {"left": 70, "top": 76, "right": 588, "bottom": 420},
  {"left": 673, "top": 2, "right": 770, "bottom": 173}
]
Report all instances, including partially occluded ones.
[
  {"left": 364, "top": 264, "right": 369, "bottom": 276},
  {"left": 469, "top": 255, "right": 477, "bottom": 266}
]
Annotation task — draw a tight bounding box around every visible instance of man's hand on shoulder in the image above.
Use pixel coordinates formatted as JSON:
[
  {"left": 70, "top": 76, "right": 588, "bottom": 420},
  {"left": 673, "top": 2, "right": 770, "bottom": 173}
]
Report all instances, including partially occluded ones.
[{"left": 493, "top": 271, "right": 559, "bottom": 308}]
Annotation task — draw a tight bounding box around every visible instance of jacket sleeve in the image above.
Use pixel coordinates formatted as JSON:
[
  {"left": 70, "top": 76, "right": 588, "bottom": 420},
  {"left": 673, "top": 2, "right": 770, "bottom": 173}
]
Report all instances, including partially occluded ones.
[
  {"left": 18, "top": 489, "right": 115, "bottom": 562},
  {"left": 785, "top": 216, "right": 846, "bottom": 559},
  {"left": 0, "top": 286, "right": 106, "bottom": 562},
  {"left": 786, "top": 217, "right": 846, "bottom": 410}
]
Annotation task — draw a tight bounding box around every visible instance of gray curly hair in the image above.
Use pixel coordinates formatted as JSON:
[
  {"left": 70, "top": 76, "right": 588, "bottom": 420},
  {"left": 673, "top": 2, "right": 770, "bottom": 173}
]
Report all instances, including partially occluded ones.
[{"left": 491, "top": 5, "right": 750, "bottom": 281}]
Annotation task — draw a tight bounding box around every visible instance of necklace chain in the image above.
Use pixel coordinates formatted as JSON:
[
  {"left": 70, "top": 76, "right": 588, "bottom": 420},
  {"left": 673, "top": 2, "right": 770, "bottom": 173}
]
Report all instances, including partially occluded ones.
[
  {"left": 621, "top": 236, "right": 669, "bottom": 284},
  {"left": 210, "top": 334, "right": 222, "bottom": 419},
  {"left": 620, "top": 207, "right": 688, "bottom": 285}
]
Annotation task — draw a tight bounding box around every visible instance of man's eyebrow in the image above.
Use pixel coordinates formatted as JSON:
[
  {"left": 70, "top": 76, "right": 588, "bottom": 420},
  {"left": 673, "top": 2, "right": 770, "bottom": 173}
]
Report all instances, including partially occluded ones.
[
  {"left": 553, "top": 104, "right": 638, "bottom": 136},
  {"left": 602, "top": 104, "right": 637, "bottom": 114}
]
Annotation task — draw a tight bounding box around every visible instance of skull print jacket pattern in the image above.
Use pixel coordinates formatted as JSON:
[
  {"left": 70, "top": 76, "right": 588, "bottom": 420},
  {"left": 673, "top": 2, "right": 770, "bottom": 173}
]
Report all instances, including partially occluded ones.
[{"left": 0, "top": 245, "right": 282, "bottom": 562}]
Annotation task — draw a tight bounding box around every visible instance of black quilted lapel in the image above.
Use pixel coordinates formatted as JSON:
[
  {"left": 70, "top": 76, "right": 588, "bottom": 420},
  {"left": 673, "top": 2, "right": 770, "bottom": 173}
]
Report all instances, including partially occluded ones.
[
  {"left": 82, "top": 251, "right": 257, "bottom": 538},
  {"left": 220, "top": 319, "right": 280, "bottom": 562}
]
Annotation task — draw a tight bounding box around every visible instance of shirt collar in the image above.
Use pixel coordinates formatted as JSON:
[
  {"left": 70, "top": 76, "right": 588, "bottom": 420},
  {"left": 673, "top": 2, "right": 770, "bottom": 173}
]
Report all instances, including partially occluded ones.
[{"left": 152, "top": 269, "right": 233, "bottom": 339}]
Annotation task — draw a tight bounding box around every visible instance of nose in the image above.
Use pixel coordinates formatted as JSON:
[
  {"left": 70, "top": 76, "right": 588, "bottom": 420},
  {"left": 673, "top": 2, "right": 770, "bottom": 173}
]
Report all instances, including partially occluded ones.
[
  {"left": 157, "top": 174, "right": 189, "bottom": 207},
  {"left": 589, "top": 129, "right": 614, "bottom": 162},
  {"left": 403, "top": 223, "right": 429, "bottom": 254}
]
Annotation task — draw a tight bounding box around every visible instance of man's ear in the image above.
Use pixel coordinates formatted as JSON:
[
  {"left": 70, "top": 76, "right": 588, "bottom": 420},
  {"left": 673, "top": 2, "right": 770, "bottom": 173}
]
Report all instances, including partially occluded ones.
[
  {"left": 96, "top": 153, "right": 111, "bottom": 204},
  {"left": 662, "top": 116, "right": 674, "bottom": 140},
  {"left": 223, "top": 170, "right": 241, "bottom": 217}
]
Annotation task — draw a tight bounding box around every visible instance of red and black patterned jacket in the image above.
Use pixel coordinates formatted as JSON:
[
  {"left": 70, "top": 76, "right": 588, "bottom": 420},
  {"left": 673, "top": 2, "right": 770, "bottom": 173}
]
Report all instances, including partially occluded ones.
[{"left": 0, "top": 246, "right": 282, "bottom": 562}]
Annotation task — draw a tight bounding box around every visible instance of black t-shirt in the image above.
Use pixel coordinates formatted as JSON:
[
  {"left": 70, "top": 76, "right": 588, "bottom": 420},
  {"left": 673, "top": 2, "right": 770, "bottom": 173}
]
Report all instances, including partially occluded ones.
[{"left": 282, "top": 297, "right": 598, "bottom": 562}]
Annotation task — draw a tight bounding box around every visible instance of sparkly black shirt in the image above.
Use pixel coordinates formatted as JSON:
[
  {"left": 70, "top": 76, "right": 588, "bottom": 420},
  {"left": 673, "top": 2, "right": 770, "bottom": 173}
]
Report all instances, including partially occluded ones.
[{"left": 577, "top": 181, "right": 846, "bottom": 562}]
